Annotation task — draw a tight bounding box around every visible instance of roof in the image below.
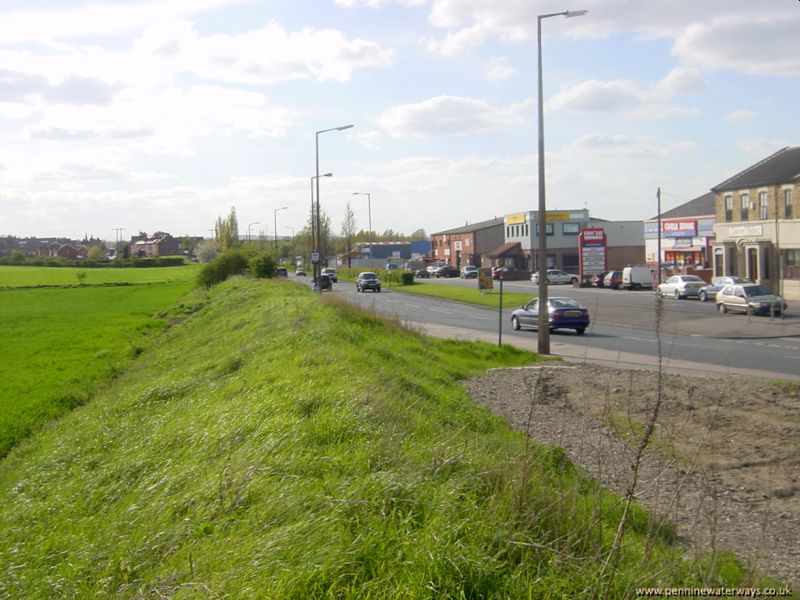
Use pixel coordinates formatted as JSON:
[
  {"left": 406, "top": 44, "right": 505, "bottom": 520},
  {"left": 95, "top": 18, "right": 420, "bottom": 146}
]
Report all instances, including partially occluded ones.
[
  {"left": 486, "top": 241, "right": 521, "bottom": 258},
  {"left": 712, "top": 146, "right": 800, "bottom": 192},
  {"left": 431, "top": 217, "right": 504, "bottom": 236},
  {"left": 648, "top": 191, "right": 715, "bottom": 220}
]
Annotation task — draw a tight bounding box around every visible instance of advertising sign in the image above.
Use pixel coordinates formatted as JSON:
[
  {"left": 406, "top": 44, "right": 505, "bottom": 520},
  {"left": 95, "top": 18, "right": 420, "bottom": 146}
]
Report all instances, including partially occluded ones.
[
  {"left": 505, "top": 213, "right": 527, "bottom": 225},
  {"left": 662, "top": 220, "right": 697, "bottom": 237},
  {"left": 478, "top": 268, "right": 493, "bottom": 291},
  {"left": 579, "top": 228, "right": 607, "bottom": 277}
]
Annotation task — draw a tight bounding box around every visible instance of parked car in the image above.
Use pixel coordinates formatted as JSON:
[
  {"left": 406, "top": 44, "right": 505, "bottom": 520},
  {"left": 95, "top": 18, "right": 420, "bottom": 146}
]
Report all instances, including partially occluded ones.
[
  {"left": 317, "top": 274, "right": 333, "bottom": 291},
  {"left": 414, "top": 268, "right": 430, "bottom": 278},
  {"left": 698, "top": 276, "right": 752, "bottom": 302},
  {"left": 603, "top": 270, "right": 623, "bottom": 289},
  {"left": 275, "top": 267, "right": 288, "bottom": 277},
  {"left": 656, "top": 274, "right": 706, "bottom": 299},
  {"left": 432, "top": 265, "right": 459, "bottom": 278},
  {"left": 492, "top": 266, "right": 507, "bottom": 280},
  {"left": 621, "top": 266, "right": 655, "bottom": 290},
  {"left": 356, "top": 271, "right": 381, "bottom": 293},
  {"left": 321, "top": 267, "right": 338, "bottom": 283},
  {"left": 591, "top": 271, "right": 609, "bottom": 288},
  {"left": 531, "top": 269, "right": 578, "bottom": 285},
  {"left": 510, "top": 297, "right": 590, "bottom": 335},
  {"left": 460, "top": 265, "right": 478, "bottom": 279},
  {"left": 295, "top": 267, "right": 306, "bottom": 277},
  {"left": 716, "top": 283, "right": 787, "bottom": 315}
]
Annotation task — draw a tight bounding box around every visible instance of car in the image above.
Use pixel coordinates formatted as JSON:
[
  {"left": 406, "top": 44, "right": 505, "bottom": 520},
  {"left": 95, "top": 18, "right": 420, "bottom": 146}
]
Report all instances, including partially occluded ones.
[
  {"left": 656, "top": 274, "right": 706, "bottom": 299},
  {"left": 321, "top": 267, "right": 338, "bottom": 283},
  {"left": 414, "top": 268, "right": 430, "bottom": 278},
  {"left": 295, "top": 267, "right": 306, "bottom": 277},
  {"left": 317, "top": 274, "right": 333, "bottom": 291},
  {"left": 698, "top": 276, "right": 752, "bottom": 302},
  {"left": 510, "top": 297, "right": 590, "bottom": 335},
  {"left": 432, "top": 265, "right": 459, "bottom": 278},
  {"left": 603, "top": 270, "right": 623, "bottom": 289},
  {"left": 356, "top": 271, "right": 381, "bottom": 293},
  {"left": 531, "top": 269, "right": 578, "bottom": 285},
  {"left": 275, "top": 267, "right": 288, "bottom": 277},
  {"left": 716, "top": 283, "right": 787, "bottom": 315},
  {"left": 591, "top": 271, "right": 609, "bottom": 288},
  {"left": 491, "top": 266, "right": 507, "bottom": 280},
  {"left": 460, "top": 265, "right": 478, "bottom": 279},
  {"left": 385, "top": 263, "right": 399, "bottom": 271}
]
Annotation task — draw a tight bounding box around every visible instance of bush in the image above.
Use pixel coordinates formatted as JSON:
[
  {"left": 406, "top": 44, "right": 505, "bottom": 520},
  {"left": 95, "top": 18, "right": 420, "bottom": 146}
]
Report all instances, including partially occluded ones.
[
  {"left": 400, "top": 272, "right": 414, "bottom": 285},
  {"left": 197, "top": 250, "right": 248, "bottom": 288},
  {"left": 249, "top": 252, "right": 276, "bottom": 279}
]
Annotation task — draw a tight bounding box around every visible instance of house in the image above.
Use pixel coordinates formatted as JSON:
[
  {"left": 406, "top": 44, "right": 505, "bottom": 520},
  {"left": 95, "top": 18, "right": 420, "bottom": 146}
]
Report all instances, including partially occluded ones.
[
  {"left": 430, "top": 217, "right": 504, "bottom": 268},
  {"left": 130, "top": 233, "right": 179, "bottom": 257},
  {"left": 644, "top": 192, "right": 716, "bottom": 268},
  {"left": 711, "top": 146, "right": 800, "bottom": 299}
]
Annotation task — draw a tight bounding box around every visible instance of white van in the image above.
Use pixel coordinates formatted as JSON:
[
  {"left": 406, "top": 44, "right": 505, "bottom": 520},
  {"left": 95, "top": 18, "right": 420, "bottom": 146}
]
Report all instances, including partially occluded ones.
[{"left": 621, "top": 266, "right": 656, "bottom": 290}]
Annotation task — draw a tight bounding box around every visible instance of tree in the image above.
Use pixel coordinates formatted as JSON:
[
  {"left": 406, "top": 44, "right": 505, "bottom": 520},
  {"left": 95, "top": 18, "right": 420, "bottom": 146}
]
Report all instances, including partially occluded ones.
[
  {"left": 86, "top": 244, "right": 106, "bottom": 260},
  {"left": 408, "top": 228, "right": 428, "bottom": 241},
  {"left": 195, "top": 239, "right": 218, "bottom": 263},
  {"left": 215, "top": 207, "right": 240, "bottom": 251},
  {"left": 340, "top": 202, "right": 357, "bottom": 268}
]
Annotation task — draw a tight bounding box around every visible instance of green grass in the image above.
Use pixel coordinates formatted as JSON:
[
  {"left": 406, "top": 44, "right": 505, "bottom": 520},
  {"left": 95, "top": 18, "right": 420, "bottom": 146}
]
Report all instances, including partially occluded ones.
[
  {"left": 0, "top": 263, "right": 202, "bottom": 287},
  {"left": 391, "top": 280, "right": 535, "bottom": 309},
  {"left": 0, "top": 278, "right": 770, "bottom": 597},
  {"left": 0, "top": 281, "right": 196, "bottom": 458}
]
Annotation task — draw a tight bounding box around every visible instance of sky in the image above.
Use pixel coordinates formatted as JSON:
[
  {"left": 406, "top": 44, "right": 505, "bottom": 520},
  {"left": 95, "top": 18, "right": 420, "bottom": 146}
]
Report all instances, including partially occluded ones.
[{"left": 0, "top": 0, "right": 798, "bottom": 241}]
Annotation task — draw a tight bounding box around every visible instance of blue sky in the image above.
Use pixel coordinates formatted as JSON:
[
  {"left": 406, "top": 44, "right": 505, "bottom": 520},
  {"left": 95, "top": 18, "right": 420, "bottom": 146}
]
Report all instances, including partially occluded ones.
[{"left": 0, "top": 0, "right": 798, "bottom": 240}]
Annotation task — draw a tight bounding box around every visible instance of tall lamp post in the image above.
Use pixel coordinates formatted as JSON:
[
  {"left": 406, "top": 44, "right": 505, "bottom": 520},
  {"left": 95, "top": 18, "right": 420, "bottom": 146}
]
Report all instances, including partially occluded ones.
[
  {"left": 352, "top": 192, "right": 372, "bottom": 264},
  {"left": 536, "top": 8, "right": 587, "bottom": 355},
  {"left": 310, "top": 173, "right": 333, "bottom": 266},
  {"left": 247, "top": 221, "right": 259, "bottom": 243},
  {"left": 273, "top": 206, "right": 287, "bottom": 250},
  {"left": 315, "top": 124, "right": 353, "bottom": 285}
]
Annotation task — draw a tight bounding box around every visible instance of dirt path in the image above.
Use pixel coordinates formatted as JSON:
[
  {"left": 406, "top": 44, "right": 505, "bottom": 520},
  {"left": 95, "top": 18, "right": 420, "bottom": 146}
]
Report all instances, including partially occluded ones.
[{"left": 464, "top": 364, "right": 800, "bottom": 587}]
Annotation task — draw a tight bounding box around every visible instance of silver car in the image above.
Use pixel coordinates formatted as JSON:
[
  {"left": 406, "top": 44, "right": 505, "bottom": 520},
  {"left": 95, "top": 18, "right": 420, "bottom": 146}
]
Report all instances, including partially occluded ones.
[
  {"left": 698, "top": 276, "right": 751, "bottom": 302},
  {"left": 656, "top": 275, "right": 706, "bottom": 299},
  {"left": 716, "top": 284, "right": 787, "bottom": 315},
  {"left": 531, "top": 269, "right": 578, "bottom": 285}
]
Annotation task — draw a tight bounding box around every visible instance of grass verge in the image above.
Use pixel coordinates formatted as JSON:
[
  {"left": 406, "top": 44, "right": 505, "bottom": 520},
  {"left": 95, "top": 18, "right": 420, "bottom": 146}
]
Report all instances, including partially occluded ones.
[
  {"left": 0, "top": 278, "right": 767, "bottom": 597},
  {"left": 389, "top": 280, "right": 534, "bottom": 309}
]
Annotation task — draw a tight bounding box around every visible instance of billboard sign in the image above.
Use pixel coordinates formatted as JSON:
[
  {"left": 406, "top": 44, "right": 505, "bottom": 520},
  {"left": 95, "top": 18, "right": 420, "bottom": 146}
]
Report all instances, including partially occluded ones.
[{"left": 579, "top": 228, "right": 607, "bottom": 277}]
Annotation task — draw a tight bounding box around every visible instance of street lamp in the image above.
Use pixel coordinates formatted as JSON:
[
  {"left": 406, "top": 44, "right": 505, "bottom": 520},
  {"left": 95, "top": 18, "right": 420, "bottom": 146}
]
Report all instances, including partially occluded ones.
[
  {"left": 310, "top": 173, "right": 333, "bottom": 265},
  {"left": 315, "top": 124, "right": 353, "bottom": 286},
  {"left": 536, "top": 8, "right": 587, "bottom": 355},
  {"left": 273, "top": 206, "right": 287, "bottom": 250},
  {"left": 352, "top": 192, "right": 372, "bottom": 264},
  {"left": 247, "top": 221, "right": 259, "bottom": 243}
]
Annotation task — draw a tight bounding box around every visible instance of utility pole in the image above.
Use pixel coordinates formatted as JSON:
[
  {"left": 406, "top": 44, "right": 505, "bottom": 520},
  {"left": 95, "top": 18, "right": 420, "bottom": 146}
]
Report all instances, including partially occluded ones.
[{"left": 113, "top": 228, "right": 125, "bottom": 259}]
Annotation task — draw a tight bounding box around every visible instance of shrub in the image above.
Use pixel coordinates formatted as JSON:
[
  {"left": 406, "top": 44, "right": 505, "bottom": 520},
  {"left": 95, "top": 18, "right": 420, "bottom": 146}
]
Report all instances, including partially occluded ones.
[
  {"left": 197, "top": 250, "right": 248, "bottom": 288},
  {"left": 249, "top": 252, "right": 276, "bottom": 279},
  {"left": 400, "top": 272, "right": 414, "bottom": 285}
]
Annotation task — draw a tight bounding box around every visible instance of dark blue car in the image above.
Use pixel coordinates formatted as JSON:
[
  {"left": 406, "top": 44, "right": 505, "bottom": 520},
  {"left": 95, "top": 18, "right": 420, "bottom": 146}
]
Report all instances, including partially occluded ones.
[{"left": 511, "top": 297, "right": 590, "bottom": 335}]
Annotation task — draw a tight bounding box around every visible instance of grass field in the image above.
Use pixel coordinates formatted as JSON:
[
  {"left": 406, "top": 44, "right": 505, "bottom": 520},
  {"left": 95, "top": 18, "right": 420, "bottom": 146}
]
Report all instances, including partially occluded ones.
[
  {"left": 0, "top": 278, "right": 769, "bottom": 597},
  {"left": 0, "top": 267, "right": 197, "bottom": 458},
  {"left": 392, "top": 279, "right": 535, "bottom": 308},
  {"left": 0, "top": 263, "right": 202, "bottom": 287}
]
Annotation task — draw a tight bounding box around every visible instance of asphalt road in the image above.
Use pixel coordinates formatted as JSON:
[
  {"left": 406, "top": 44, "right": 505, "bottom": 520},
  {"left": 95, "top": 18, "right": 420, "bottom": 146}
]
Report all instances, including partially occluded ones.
[{"left": 298, "top": 275, "right": 800, "bottom": 380}]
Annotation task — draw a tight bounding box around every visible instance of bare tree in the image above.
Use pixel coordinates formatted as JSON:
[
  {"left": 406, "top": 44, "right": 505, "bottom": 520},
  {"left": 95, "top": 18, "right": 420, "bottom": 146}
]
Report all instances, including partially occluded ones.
[{"left": 340, "top": 202, "right": 357, "bottom": 268}]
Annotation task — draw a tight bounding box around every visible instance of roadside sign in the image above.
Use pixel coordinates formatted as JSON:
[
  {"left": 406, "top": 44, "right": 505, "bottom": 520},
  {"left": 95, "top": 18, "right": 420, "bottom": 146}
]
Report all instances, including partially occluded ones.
[
  {"left": 478, "top": 268, "right": 493, "bottom": 291},
  {"left": 311, "top": 252, "right": 320, "bottom": 265},
  {"left": 579, "top": 228, "right": 607, "bottom": 280}
]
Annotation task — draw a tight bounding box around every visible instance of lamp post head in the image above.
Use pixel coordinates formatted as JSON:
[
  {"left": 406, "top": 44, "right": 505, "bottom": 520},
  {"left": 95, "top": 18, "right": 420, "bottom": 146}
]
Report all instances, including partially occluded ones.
[
  {"left": 565, "top": 9, "right": 588, "bottom": 17},
  {"left": 323, "top": 172, "right": 332, "bottom": 177},
  {"left": 337, "top": 124, "right": 354, "bottom": 131}
]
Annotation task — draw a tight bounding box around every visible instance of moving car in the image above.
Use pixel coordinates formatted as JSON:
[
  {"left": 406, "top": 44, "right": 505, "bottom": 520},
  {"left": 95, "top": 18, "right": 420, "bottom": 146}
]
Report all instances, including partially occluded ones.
[
  {"left": 275, "top": 267, "right": 288, "bottom": 277},
  {"left": 460, "top": 265, "right": 478, "bottom": 279},
  {"left": 321, "top": 267, "right": 338, "bottom": 283},
  {"left": 656, "top": 274, "right": 706, "bottom": 299},
  {"left": 317, "top": 274, "right": 333, "bottom": 291},
  {"left": 603, "top": 270, "right": 623, "bottom": 289},
  {"left": 356, "top": 271, "right": 381, "bottom": 293},
  {"left": 716, "top": 283, "right": 787, "bottom": 315},
  {"left": 510, "top": 297, "right": 590, "bottom": 335},
  {"left": 295, "top": 267, "right": 306, "bottom": 277},
  {"left": 698, "top": 276, "right": 752, "bottom": 302},
  {"left": 531, "top": 269, "right": 578, "bottom": 285}
]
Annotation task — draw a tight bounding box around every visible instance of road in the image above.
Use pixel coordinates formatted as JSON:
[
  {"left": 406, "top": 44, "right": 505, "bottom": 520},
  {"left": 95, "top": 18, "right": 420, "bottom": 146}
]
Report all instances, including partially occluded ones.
[{"left": 300, "top": 275, "right": 800, "bottom": 380}]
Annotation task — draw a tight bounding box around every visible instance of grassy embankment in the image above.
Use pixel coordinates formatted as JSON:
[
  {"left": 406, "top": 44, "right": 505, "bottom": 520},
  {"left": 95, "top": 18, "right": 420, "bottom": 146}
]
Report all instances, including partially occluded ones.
[
  {"left": 0, "top": 264, "right": 200, "bottom": 458},
  {"left": 0, "top": 277, "right": 765, "bottom": 597}
]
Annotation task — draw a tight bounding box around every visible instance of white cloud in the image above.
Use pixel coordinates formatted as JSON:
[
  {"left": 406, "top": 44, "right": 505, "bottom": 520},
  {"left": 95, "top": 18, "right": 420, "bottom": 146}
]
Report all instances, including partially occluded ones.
[
  {"left": 378, "top": 95, "right": 523, "bottom": 139},
  {"left": 654, "top": 67, "right": 707, "bottom": 94},
  {"left": 485, "top": 56, "right": 516, "bottom": 81},
  {"left": 725, "top": 109, "right": 757, "bottom": 123},
  {"left": 355, "top": 130, "right": 383, "bottom": 149}
]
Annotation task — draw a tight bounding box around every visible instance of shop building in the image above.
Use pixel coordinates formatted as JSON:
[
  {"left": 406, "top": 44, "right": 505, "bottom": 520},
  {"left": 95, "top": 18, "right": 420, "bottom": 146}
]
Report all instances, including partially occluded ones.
[{"left": 644, "top": 192, "right": 716, "bottom": 268}]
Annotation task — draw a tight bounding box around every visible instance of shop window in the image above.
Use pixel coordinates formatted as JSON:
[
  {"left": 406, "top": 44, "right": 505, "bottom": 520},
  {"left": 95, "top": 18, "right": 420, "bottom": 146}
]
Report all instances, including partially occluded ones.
[
  {"left": 536, "top": 223, "right": 554, "bottom": 236},
  {"left": 759, "top": 192, "right": 768, "bottom": 220},
  {"left": 562, "top": 222, "right": 580, "bottom": 235}
]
